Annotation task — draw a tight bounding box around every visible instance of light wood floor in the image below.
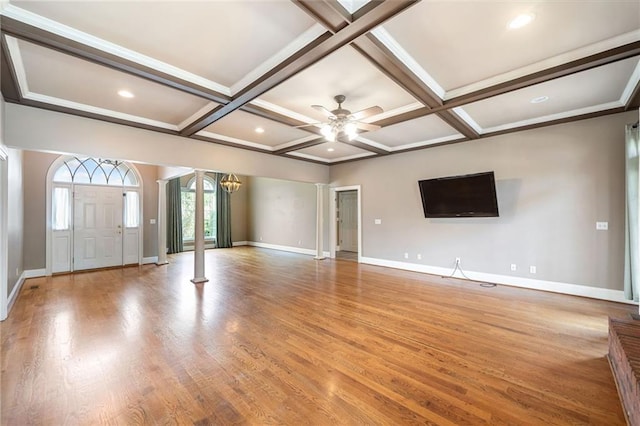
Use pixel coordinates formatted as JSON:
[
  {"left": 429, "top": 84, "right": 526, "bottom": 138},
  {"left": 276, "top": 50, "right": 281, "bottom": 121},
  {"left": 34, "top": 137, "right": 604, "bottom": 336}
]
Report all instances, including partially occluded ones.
[{"left": 1, "top": 247, "right": 635, "bottom": 425}]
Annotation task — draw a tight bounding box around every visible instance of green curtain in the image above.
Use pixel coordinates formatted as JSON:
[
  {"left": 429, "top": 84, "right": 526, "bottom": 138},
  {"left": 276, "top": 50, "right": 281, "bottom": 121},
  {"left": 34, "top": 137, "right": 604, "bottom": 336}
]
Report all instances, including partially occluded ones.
[
  {"left": 216, "top": 173, "right": 232, "bottom": 248},
  {"left": 166, "top": 177, "right": 183, "bottom": 254},
  {"left": 624, "top": 123, "right": 639, "bottom": 302}
]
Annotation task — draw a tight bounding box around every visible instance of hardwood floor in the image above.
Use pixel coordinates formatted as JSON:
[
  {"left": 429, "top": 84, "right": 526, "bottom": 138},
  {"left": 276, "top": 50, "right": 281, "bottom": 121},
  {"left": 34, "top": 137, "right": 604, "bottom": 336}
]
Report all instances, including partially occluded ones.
[{"left": 1, "top": 247, "right": 635, "bottom": 425}]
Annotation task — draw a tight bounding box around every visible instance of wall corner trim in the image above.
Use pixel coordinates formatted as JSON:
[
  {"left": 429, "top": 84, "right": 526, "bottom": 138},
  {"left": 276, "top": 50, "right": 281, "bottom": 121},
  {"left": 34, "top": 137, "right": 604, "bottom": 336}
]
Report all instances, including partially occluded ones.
[
  {"left": 359, "top": 256, "right": 637, "bottom": 305},
  {"left": 142, "top": 256, "right": 159, "bottom": 265},
  {"left": 232, "top": 241, "right": 248, "bottom": 247}
]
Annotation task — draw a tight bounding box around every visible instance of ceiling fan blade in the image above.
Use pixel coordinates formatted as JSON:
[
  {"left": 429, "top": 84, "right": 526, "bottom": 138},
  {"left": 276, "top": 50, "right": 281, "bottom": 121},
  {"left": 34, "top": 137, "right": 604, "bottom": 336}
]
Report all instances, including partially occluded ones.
[
  {"left": 355, "top": 122, "right": 381, "bottom": 132},
  {"left": 293, "top": 123, "right": 320, "bottom": 128},
  {"left": 312, "top": 105, "right": 335, "bottom": 118},
  {"left": 350, "top": 106, "right": 383, "bottom": 121}
]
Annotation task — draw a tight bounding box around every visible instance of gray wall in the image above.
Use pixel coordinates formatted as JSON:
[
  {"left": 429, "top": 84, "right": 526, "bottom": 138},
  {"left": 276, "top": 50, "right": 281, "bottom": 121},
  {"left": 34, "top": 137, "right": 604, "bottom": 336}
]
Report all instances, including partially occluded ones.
[
  {"left": 21, "top": 151, "right": 159, "bottom": 268},
  {"left": 247, "top": 177, "right": 327, "bottom": 251},
  {"left": 330, "top": 111, "right": 637, "bottom": 291},
  {"left": 7, "top": 147, "right": 24, "bottom": 297}
]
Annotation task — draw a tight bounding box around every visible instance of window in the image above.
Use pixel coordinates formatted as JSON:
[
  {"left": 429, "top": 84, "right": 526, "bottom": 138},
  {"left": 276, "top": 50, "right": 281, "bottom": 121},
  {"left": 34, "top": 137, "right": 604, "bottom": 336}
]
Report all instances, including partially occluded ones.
[
  {"left": 52, "top": 187, "right": 70, "bottom": 230},
  {"left": 181, "top": 175, "right": 216, "bottom": 241},
  {"left": 124, "top": 191, "right": 139, "bottom": 228},
  {"left": 53, "top": 157, "right": 138, "bottom": 187}
]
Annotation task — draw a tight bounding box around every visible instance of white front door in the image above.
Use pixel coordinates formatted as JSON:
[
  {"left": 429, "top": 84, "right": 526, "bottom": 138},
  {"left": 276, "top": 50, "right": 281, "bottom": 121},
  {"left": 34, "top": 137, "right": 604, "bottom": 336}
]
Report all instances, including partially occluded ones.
[
  {"left": 73, "top": 185, "right": 123, "bottom": 271},
  {"left": 338, "top": 190, "right": 358, "bottom": 252}
]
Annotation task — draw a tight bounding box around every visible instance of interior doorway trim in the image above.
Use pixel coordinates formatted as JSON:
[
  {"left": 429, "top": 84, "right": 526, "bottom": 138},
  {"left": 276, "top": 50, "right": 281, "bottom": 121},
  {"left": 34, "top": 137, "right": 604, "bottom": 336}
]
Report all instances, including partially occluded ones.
[{"left": 329, "top": 185, "right": 362, "bottom": 262}]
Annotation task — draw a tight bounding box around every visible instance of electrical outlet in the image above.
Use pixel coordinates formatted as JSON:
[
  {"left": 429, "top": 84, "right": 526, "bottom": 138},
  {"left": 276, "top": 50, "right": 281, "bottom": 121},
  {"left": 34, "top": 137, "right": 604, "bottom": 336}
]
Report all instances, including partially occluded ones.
[
  {"left": 596, "top": 221, "right": 608, "bottom": 230},
  {"left": 404, "top": 253, "right": 409, "bottom": 259},
  {"left": 417, "top": 254, "right": 422, "bottom": 260},
  {"left": 259, "top": 236, "right": 263, "bottom": 241},
  {"left": 530, "top": 266, "right": 537, "bottom": 274},
  {"left": 150, "top": 218, "right": 156, "bottom": 224},
  {"left": 455, "top": 257, "right": 461, "bottom": 265},
  {"left": 374, "top": 219, "right": 382, "bottom": 225},
  {"left": 298, "top": 240, "right": 302, "bottom": 246},
  {"left": 510, "top": 264, "right": 517, "bottom": 271}
]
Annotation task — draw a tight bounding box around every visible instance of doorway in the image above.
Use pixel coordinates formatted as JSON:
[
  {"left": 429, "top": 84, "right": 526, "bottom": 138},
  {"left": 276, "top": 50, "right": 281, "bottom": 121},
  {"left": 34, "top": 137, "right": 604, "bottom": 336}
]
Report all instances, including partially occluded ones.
[
  {"left": 337, "top": 190, "right": 358, "bottom": 260},
  {"left": 47, "top": 156, "right": 142, "bottom": 275},
  {"left": 330, "top": 186, "right": 361, "bottom": 262}
]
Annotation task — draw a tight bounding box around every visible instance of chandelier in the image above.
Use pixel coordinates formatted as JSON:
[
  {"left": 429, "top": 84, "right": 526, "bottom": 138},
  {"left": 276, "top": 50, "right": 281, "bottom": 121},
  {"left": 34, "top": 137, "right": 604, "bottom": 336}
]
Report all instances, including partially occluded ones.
[{"left": 219, "top": 173, "right": 242, "bottom": 193}]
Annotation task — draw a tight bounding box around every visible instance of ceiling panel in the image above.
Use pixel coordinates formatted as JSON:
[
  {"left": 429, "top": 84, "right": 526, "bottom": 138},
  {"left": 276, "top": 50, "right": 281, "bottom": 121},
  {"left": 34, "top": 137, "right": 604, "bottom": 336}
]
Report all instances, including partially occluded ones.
[
  {"left": 199, "top": 109, "right": 314, "bottom": 148},
  {"left": 363, "top": 115, "right": 461, "bottom": 148},
  {"left": 461, "top": 56, "right": 639, "bottom": 130},
  {"left": 15, "top": 38, "right": 212, "bottom": 126},
  {"left": 382, "top": 1, "right": 640, "bottom": 92},
  {"left": 12, "top": 0, "right": 317, "bottom": 88},
  {"left": 259, "top": 45, "right": 418, "bottom": 123},
  {"left": 2, "top": 1, "right": 637, "bottom": 165},
  {"left": 292, "top": 141, "right": 374, "bottom": 161}
]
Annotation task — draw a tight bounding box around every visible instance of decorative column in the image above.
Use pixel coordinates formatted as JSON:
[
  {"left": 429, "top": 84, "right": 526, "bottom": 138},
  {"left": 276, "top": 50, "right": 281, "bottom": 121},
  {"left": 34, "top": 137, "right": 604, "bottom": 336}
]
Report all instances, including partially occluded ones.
[
  {"left": 315, "top": 183, "right": 325, "bottom": 260},
  {"left": 191, "top": 170, "right": 208, "bottom": 283},
  {"left": 156, "top": 179, "right": 168, "bottom": 265}
]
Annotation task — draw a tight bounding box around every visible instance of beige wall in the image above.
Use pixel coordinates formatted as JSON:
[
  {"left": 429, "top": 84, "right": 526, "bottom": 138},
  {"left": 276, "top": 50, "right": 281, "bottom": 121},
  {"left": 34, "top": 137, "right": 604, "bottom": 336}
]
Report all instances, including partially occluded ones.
[
  {"left": 137, "top": 163, "right": 159, "bottom": 258},
  {"left": 6, "top": 148, "right": 24, "bottom": 297},
  {"left": 6, "top": 104, "right": 329, "bottom": 184},
  {"left": 21, "top": 151, "right": 159, "bottom": 268},
  {"left": 330, "top": 111, "right": 637, "bottom": 291},
  {"left": 231, "top": 176, "right": 248, "bottom": 242},
  {"left": 22, "top": 150, "right": 58, "bottom": 270}
]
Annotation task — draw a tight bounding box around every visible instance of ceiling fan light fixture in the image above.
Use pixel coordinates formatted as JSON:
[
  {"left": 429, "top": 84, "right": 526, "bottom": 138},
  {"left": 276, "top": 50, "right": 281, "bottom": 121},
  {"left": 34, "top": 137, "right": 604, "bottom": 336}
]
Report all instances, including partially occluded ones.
[{"left": 344, "top": 122, "right": 358, "bottom": 140}]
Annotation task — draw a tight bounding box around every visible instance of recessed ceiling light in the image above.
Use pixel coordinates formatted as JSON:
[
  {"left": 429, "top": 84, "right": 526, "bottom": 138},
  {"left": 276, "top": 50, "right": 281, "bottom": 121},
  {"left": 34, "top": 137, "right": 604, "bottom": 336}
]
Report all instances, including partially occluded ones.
[
  {"left": 255, "top": 127, "right": 264, "bottom": 133},
  {"left": 508, "top": 13, "right": 535, "bottom": 29},
  {"left": 530, "top": 95, "right": 549, "bottom": 104},
  {"left": 327, "top": 148, "right": 335, "bottom": 152},
  {"left": 118, "top": 90, "right": 134, "bottom": 98}
]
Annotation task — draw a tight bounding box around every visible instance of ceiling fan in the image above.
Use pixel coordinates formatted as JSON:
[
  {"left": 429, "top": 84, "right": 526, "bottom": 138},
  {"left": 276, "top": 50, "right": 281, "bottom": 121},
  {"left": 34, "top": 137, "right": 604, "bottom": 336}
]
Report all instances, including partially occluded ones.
[{"left": 300, "top": 95, "right": 383, "bottom": 142}]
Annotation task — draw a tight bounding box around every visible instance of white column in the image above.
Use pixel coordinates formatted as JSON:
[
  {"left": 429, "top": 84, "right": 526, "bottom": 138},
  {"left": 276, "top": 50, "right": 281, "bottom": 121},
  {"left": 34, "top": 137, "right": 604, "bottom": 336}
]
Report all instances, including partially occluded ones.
[
  {"left": 156, "top": 179, "right": 168, "bottom": 265},
  {"left": 315, "top": 183, "right": 325, "bottom": 260},
  {"left": 191, "top": 170, "right": 208, "bottom": 283}
]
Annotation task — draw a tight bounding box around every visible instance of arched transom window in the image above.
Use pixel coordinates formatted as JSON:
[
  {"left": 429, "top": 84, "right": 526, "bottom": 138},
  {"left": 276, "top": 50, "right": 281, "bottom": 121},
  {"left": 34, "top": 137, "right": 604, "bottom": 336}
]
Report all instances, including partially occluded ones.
[{"left": 53, "top": 157, "right": 139, "bottom": 186}]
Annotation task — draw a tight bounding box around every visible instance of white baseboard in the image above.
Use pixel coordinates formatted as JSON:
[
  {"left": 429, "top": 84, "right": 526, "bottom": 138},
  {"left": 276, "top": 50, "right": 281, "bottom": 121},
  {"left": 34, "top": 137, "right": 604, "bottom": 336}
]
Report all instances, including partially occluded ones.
[
  {"left": 142, "top": 257, "right": 158, "bottom": 265},
  {"left": 7, "top": 271, "right": 27, "bottom": 315},
  {"left": 232, "top": 241, "right": 248, "bottom": 247},
  {"left": 247, "top": 241, "right": 330, "bottom": 257},
  {"left": 360, "top": 256, "right": 637, "bottom": 305},
  {"left": 24, "top": 268, "right": 46, "bottom": 278}
]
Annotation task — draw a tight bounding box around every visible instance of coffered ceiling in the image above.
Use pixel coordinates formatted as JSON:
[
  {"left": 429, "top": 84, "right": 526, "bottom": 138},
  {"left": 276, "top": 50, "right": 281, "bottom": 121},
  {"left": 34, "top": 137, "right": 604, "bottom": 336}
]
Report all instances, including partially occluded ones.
[{"left": 1, "top": 0, "right": 639, "bottom": 165}]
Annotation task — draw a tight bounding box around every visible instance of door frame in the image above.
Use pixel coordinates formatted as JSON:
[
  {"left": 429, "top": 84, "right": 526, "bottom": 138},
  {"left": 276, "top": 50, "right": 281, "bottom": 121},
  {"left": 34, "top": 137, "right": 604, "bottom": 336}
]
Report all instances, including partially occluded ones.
[
  {"left": 329, "top": 185, "right": 362, "bottom": 262},
  {"left": 45, "top": 156, "right": 144, "bottom": 276}
]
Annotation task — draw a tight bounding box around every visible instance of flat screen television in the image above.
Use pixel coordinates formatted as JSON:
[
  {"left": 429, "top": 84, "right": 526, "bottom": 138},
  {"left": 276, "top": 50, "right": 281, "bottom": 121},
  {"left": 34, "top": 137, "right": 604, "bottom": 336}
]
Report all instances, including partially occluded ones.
[{"left": 418, "top": 171, "right": 499, "bottom": 218}]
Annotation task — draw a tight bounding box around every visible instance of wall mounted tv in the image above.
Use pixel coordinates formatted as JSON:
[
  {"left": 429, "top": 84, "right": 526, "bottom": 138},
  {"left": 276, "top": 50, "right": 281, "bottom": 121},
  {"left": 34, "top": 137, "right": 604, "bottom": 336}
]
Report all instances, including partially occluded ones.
[{"left": 418, "top": 171, "right": 499, "bottom": 218}]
